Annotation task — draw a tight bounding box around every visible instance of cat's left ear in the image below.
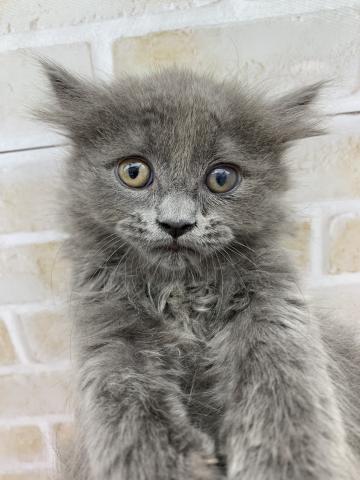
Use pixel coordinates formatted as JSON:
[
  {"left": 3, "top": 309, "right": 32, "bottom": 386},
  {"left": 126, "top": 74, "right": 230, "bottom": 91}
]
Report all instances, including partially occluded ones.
[{"left": 271, "top": 82, "right": 324, "bottom": 145}]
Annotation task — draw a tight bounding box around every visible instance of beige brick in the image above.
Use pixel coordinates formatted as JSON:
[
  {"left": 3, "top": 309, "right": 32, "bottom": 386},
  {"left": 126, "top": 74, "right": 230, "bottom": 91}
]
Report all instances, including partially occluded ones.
[
  {"left": 53, "top": 422, "right": 74, "bottom": 457},
  {"left": 287, "top": 135, "right": 360, "bottom": 202},
  {"left": 328, "top": 214, "right": 360, "bottom": 274},
  {"left": 0, "top": 44, "right": 92, "bottom": 151},
  {"left": 20, "top": 310, "right": 71, "bottom": 363},
  {"left": 113, "top": 13, "right": 359, "bottom": 93},
  {"left": 0, "top": 0, "right": 217, "bottom": 34},
  {"left": 0, "top": 319, "right": 17, "bottom": 365},
  {"left": 0, "top": 372, "right": 72, "bottom": 417},
  {"left": 114, "top": 30, "right": 200, "bottom": 76},
  {"left": 0, "top": 425, "right": 45, "bottom": 463},
  {"left": 0, "top": 148, "right": 64, "bottom": 234},
  {"left": 0, "top": 242, "right": 70, "bottom": 304},
  {"left": 282, "top": 221, "right": 311, "bottom": 271},
  {"left": 0, "top": 474, "right": 49, "bottom": 480}
]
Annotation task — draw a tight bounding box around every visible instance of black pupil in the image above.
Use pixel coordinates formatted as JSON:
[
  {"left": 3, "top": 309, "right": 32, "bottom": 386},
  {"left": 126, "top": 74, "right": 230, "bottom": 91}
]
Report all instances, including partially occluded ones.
[
  {"left": 215, "top": 169, "right": 229, "bottom": 187},
  {"left": 127, "top": 163, "right": 140, "bottom": 179}
]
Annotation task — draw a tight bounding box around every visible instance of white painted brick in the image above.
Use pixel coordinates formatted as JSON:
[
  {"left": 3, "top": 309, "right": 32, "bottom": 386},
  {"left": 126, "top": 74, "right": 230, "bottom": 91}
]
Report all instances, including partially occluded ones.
[
  {"left": 310, "top": 284, "right": 360, "bottom": 327},
  {"left": 0, "top": 43, "right": 93, "bottom": 152},
  {"left": 0, "top": 0, "right": 219, "bottom": 35},
  {"left": 0, "top": 148, "right": 65, "bottom": 234},
  {"left": 286, "top": 134, "right": 360, "bottom": 202}
]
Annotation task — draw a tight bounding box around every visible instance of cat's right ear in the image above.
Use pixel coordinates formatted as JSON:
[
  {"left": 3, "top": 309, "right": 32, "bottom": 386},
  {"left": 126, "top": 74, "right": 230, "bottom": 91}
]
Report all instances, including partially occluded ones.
[
  {"left": 37, "top": 59, "right": 97, "bottom": 142},
  {"left": 42, "top": 60, "right": 88, "bottom": 109}
]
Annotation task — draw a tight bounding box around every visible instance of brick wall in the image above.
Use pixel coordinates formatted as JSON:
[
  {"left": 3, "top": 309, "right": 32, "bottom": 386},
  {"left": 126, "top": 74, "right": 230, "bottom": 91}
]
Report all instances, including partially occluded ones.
[{"left": 1, "top": 1, "right": 360, "bottom": 477}]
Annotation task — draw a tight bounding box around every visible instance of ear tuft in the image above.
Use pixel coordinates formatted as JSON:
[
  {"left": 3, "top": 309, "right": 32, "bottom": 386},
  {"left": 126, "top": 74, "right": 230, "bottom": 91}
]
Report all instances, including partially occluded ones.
[
  {"left": 272, "top": 82, "right": 326, "bottom": 144},
  {"left": 35, "top": 58, "right": 99, "bottom": 142},
  {"left": 40, "top": 59, "right": 87, "bottom": 108},
  {"left": 277, "top": 82, "right": 324, "bottom": 109}
]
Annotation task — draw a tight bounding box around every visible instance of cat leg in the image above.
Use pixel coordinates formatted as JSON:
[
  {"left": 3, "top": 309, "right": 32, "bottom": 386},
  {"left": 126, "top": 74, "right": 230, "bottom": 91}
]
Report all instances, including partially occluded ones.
[
  {"left": 77, "top": 337, "right": 223, "bottom": 480},
  {"left": 209, "top": 292, "right": 356, "bottom": 480}
]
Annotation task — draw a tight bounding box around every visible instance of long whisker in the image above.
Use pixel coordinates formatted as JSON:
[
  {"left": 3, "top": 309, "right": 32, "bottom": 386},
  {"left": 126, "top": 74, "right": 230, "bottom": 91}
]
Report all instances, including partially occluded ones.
[{"left": 225, "top": 242, "right": 260, "bottom": 271}]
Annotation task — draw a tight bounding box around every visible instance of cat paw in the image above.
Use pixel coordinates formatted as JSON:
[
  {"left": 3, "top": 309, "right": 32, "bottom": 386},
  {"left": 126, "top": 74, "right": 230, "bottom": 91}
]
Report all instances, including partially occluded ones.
[
  {"left": 171, "top": 429, "right": 224, "bottom": 480},
  {"left": 189, "top": 452, "right": 224, "bottom": 480}
]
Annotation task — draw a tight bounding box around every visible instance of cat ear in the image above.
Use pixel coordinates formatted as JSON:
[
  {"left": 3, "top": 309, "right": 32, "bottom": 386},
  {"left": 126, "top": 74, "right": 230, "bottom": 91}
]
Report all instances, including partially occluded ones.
[
  {"left": 271, "top": 82, "right": 325, "bottom": 145},
  {"left": 37, "top": 59, "right": 98, "bottom": 142},
  {"left": 41, "top": 59, "right": 89, "bottom": 109}
]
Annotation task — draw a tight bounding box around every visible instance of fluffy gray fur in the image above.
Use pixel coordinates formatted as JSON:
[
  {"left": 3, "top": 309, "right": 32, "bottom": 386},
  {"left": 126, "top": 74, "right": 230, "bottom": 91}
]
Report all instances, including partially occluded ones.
[{"left": 41, "top": 63, "right": 360, "bottom": 479}]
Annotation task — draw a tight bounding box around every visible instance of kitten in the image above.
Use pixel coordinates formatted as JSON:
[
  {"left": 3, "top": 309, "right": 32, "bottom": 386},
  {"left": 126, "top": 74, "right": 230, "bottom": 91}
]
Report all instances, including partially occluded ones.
[{"left": 41, "top": 62, "right": 360, "bottom": 480}]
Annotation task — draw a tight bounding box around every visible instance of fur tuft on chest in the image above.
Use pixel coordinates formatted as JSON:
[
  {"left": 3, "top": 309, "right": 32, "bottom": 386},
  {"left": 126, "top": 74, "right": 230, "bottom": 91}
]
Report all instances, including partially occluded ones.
[{"left": 147, "top": 281, "right": 219, "bottom": 341}]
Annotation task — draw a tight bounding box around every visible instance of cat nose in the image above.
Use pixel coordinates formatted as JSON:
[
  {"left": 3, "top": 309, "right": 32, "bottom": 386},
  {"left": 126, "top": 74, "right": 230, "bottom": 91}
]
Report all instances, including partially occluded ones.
[{"left": 157, "top": 220, "right": 196, "bottom": 239}]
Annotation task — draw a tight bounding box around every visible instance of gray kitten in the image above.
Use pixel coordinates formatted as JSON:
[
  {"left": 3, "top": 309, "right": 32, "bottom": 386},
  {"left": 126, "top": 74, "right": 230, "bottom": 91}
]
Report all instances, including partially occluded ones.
[{"left": 41, "top": 63, "right": 360, "bottom": 480}]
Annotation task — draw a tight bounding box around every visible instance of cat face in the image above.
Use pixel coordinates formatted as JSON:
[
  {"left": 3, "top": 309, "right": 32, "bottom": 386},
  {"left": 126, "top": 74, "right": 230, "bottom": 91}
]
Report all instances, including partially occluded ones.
[{"left": 42, "top": 65, "right": 320, "bottom": 272}]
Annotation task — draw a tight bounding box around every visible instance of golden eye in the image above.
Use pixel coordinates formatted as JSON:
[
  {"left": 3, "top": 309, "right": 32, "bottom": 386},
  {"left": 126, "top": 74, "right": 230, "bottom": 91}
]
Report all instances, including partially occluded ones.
[
  {"left": 117, "top": 157, "right": 152, "bottom": 189},
  {"left": 206, "top": 165, "right": 239, "bottom": 193}
]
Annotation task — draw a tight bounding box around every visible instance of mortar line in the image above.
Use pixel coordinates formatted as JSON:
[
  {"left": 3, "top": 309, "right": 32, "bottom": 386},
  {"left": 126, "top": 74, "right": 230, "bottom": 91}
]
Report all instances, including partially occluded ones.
[
  {"left": 90, "top": 35, "right": 114, "bottom": 79},
  {"left": 0, "top": 143, "right": 64, "bottom": 155},
  {"left": 309, "top": 209, "right": 325, "bottom": 279},
  {"left": 39, "top": 420, "right": 58, "bottom": 469},
  {"left": 1, "top": 311, "right": 32, "bottom": 365},
  {"left": 0, "top": 361, "right": 70, "bottom": 376},
  {"left": 0, "top": 414, "right": 73, "bottom": 427},
  {"left": 0, "top": 463, "right": 51, "bottom": 475},
  {"left": 0, "top": 230, "right": 68, "bottom": 248}
]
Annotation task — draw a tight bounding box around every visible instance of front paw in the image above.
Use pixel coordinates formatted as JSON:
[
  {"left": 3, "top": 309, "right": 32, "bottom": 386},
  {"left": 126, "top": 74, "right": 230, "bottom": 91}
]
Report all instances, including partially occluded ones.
[
  {"left": 175, "top": 429, "right": 224, "bottom": 480},
  {"left": 152, "top": 427, "right": 223, "bottom": 480},
  {"left": 188, "top": 452, "right": 224, "bottom": 480},
  {"left": 92, "top": 425, "right": 223, "bottom": 480}
]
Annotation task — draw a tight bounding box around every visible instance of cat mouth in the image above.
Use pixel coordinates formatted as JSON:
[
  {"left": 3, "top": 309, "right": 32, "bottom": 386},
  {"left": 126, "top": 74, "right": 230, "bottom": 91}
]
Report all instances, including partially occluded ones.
[{"left": 152, "top": 242, "right": 196, "bottom": 254}]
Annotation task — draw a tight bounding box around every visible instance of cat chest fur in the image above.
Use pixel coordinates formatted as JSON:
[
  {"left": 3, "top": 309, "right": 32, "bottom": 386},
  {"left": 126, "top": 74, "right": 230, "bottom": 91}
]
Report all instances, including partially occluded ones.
[
  {"left": 141, "top": 281, "right": 224, "bottom": 390},
  {"left": 148, "top": 281, "right": 219, "bottom": 342}
]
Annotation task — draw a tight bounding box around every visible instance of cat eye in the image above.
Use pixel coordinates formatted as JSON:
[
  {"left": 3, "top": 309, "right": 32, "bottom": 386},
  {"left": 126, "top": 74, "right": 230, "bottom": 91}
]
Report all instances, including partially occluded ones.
[
  {"left": 206, "top": 165, "right": 240, "bottom": 193},
  {"left": 116, "top": 157, "right": 152, "bottom": 189}
]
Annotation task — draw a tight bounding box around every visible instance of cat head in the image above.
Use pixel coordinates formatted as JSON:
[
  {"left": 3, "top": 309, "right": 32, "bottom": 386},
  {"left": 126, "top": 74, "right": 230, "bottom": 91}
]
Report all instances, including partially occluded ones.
[{"left": 41, "top": 62, "right": 321, "bottom": 273}]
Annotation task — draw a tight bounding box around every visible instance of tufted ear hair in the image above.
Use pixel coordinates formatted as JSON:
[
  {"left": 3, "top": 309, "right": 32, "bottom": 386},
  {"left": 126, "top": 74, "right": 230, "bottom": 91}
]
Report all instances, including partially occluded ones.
[
  {"left": 36, "top": 59, "right": 103, "bottom": 143},
  {"left": 271, "top": 82, "right": 325, "bottom": 145},
  {"left": 42, "top": 59, "right": 90, "bottom": 105}
]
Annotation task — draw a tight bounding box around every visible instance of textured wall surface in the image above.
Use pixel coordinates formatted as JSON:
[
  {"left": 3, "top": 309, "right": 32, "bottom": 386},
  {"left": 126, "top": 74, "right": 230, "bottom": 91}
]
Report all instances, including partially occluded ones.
[{"left": 0, "top": 1, "right": 360, "bottom": 478}]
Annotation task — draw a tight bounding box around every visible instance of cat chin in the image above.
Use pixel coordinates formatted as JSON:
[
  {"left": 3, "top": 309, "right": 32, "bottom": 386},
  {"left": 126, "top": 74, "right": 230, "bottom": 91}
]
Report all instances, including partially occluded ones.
[
  {"left": 150, "top": 252, "right": 188, "bottom": 272},
  {"left": 145, "top": 249, "right": 199, "bottom": 274}
]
